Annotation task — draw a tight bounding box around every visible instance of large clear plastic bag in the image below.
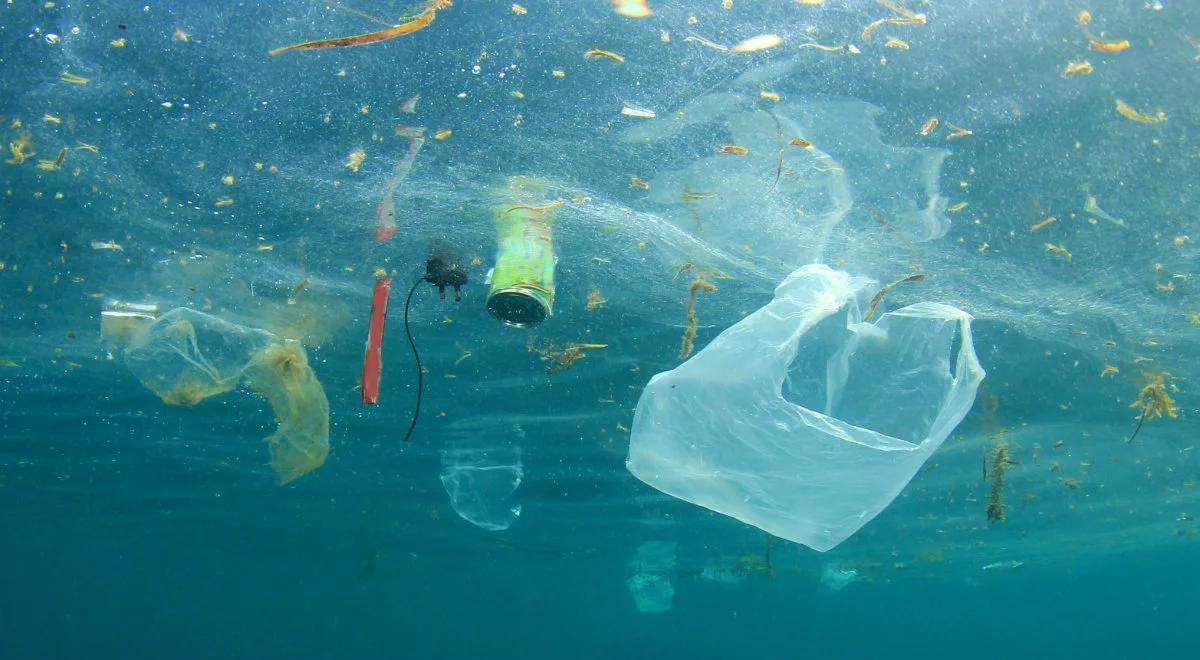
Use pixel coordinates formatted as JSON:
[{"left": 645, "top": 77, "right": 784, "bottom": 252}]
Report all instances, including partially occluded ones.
[{"left": 627, "top": 265, "right": 985, "bottom": 551}]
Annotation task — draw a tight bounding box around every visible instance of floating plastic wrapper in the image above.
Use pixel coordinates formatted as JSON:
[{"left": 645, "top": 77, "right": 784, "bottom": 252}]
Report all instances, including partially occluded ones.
[
  {"left": 104, "top": 304, "right": 330, "bottom": 484},
  {"left": 626, "top": 265, "right": 985, "bottom": 552},
  {"left": 439, "top": 447, "right": 524, "bottom": 531},
  {"left": 625, "top": 541, "right": 677, "bottom": 613},
  {"left": 486, "top": 176, "right": 557, "bottom": 327}
]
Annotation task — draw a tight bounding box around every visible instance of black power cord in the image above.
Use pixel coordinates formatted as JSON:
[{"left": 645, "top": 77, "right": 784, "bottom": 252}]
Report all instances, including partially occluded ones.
[{"left": 401, "top": 254, "right": 469, "bottom": 442}]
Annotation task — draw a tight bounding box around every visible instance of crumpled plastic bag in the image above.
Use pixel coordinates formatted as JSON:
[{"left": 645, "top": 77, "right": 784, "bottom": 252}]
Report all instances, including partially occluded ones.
[
  {"left": 627, "top": 264, "right": 985, "bottom": 551},
  {"left": 109, "top": 307, "right": 330, "bottom": 485}
]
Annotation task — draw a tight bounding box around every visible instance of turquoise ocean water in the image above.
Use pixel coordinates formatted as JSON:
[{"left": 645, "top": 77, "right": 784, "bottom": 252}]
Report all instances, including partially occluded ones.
[{"left": 1, "top": 1, "right": 1198, "bottom": 657}]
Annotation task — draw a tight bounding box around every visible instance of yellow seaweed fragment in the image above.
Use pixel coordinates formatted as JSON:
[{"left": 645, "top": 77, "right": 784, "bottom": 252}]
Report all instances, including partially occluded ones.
[
  {"left": 60, "top": 71, "right": 90, "bottom": 85},
  {"left": 345, "top": 147, "right": 366, "bottom": 172},
  {"left": 720, "top": 144, "right": 749, "bottom": 155},
  {"left": 268, "top": 0, "right": 450, "bottom": 55},
  {"left": 1100, "top": 364, "right": 1119, "bottom": 378},
  {"left": 919, "top": 117, "right": 939, "bottom": 136},
  {"left": 759, "top": 90, "right": 781, "bottom": 102},
  {"left": 36, "top": 147, "right": 68, "bottom": 171},
  {"left": 584, "top": 48, "right": 625, "bottom": 63},
  {"left": 1044, "top": 242, "right": 1072, "bottom": 262},
  {"left": 1030, "top": 216, "right": 1057, "bottom": 233},
  {"left": 586, "top": 286, "right": 607, "bottom": 311},
  {"left": 511, "top": 3, "right": 527, "bottom": 15},
  {"left": 1115, "top": 99, "right": 1165, "bottom": 124},
  {"left": 630, "top": 176, "right": 649, "bottom": 189},
  {"left": 1127, "top": 372, "right": 1178, "bottom": 443},
  {"left": 797, "top": 42, "right": 844, "bottom": 52},
  {"left": 434, "top": 128, "right": 452, "bottom": 140},
  {"left": 946, "top": 123, "right": 974, "bottom": 139},
  {"left": 1062, "top": 60, "right": 1093, "bottom": 77},
  {"left": 861, "top": 15, "right": 925, "bottom": 42},
  {"left": 680, "top": 276, "right": 718, "bottom": 359},
  {"left": 730, "top": 33, "right": 783, "bottom": 53},
  {"left": 5, "top": 135, "right": 34, "bottom": 165},
  {"left": 684, "top": 35, "right": 729, "bottom": 52},
  {"left": 215, "top": 197, "right": 234, "bottom": 207},
  {"left": 947, "top": 202, "right": 967, "bottom": 213},
  {"left": 1089, "top": 39, "right": 1129, "bottom": 52},
  {"left": 885, "top": 37, "right": 910, "bottom": 50}
]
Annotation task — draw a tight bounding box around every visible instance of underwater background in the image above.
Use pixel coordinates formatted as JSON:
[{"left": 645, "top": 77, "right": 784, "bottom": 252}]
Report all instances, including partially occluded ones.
[{"left": 1, "top": 1, "right": 1198, "bottom": 658}]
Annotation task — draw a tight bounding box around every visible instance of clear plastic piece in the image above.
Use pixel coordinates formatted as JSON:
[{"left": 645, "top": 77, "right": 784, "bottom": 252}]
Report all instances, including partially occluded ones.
[{"left": 627, "top": 264, "right": 985, "bottom": 551}]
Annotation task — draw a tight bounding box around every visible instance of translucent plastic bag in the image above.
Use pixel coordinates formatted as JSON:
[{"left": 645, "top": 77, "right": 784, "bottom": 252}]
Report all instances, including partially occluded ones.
[
  {"left": 439, "top": 447, "right": 524, "bottom": 531},
  {"left": 627, "top": 265, "right": 985, "bottom": 551},
  {"left": 112, "top": 307, "right": 330, "bottom": 485}
]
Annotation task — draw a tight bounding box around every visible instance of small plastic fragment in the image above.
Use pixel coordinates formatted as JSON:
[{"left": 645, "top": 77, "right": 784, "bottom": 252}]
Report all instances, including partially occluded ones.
[
  {"left": 730, "top": 33, "right": 783, "bottom": 53},
  {"left": 613, "top": 0, "right": 653, "bottom": 18},
  {"left": 621, "top": 102, "right": 656, "bottom": 119},
  {"left": 362, "top": 277, "right": 393, "bottom": 405}
]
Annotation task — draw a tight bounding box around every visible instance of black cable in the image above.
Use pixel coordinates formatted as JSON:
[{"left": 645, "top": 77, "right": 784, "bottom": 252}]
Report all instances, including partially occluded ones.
[{"left": 401, "top": 277, "right": 424, "bottom": 442}]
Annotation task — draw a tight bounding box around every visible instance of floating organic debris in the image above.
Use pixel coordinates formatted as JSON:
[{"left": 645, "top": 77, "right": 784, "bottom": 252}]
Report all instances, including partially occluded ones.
[
  {"left": 1127, "top": 372, "right": 1178, "bottom": 443},
  {"left": 268, "top": 0, "right": 451, "bottom": 55},
  {"left": 584, "top": 48, "right": 625, "bottom": 63},
  {"left": 679, "top": 276, "right": 718, "bottom": 359}
]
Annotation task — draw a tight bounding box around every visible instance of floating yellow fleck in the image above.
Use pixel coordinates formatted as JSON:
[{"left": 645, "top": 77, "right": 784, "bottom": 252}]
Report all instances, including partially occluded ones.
[
  {"left": 551, "top": 69, "right": 566, "bottom": 78},
  {"left": 345, "top": 147, "right": 366, "bottom": 172},
  {"left": 510, "top": 90, "right": 525, "bottom": 99},
  {"left": 720, "top": 144, "right": 749, "bottom": 155},
  {"left": 631, "top": 176, "right": 649, "bottom": 189},
  {"left": 110, "top": 38, "right": 126, "bottom": 48},
  {"left": 730, "top": 33, "right": 783, "bottom": 53},
  {"left": 584, "top": 49, "right": 625, "bottom": 63},
  {"left": 947, "top": 202, "right": 967, "bottom": 213},
  {"left": 1115, "top": 99, "right": 1164, "bottom": 124},
  {"left": 221, "top": 175, "right": 235, "bottom": 185},
  {"left": 789, "top": 137, "right": 811, "bottom": 148},
  {"left": 76, "top": 142, "right": 99, "bottom": 154},
  {"left": 759, "top": 90, "right": 781, "bottom": 102},
  {"left": 1100, "top": 364, "right": 1119, "bottom": 378},
  {"left": 1062, "top": 61, "right": 1093, "bottom": 77},
  {"left": 885, "top": 37, "right": 910, "bottom": 49},
  {"left": 613, "top": 0, "right": 653, "bottom": 18},
  {"left": 511, "top": 3, "right": 527, "bottom": 15},
  {"left": 59, "top": 71, "right": 89, "bottom": 85},
  {"left": 1078, "top": 10, "right": 1091, "bottom": 25},
  {"left": 919, "top": 117, "right": 939, "bottom": 136},
  {"left": 215, "top": 197, "right": 234, "bottom": 207},
  {"left": 42, "top": 114, "right": 62, "bottom": 125},
  {"left": 256, "top": 245, "right": 274, "bottom": 252},
  {"left": 434, "top": 129, "right": 452, "bottom": 140},
  {"left": 172, "top": 27, "right": 190, "bottom": 43},
  {"left": 796, "top": 0, "right": 826, "bottom": 4}
]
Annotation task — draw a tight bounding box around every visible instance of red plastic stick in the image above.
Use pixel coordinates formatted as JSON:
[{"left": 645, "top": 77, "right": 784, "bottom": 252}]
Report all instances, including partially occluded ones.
[{"left": 362, "top": 277, "right": 393, "bottom": 404}]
